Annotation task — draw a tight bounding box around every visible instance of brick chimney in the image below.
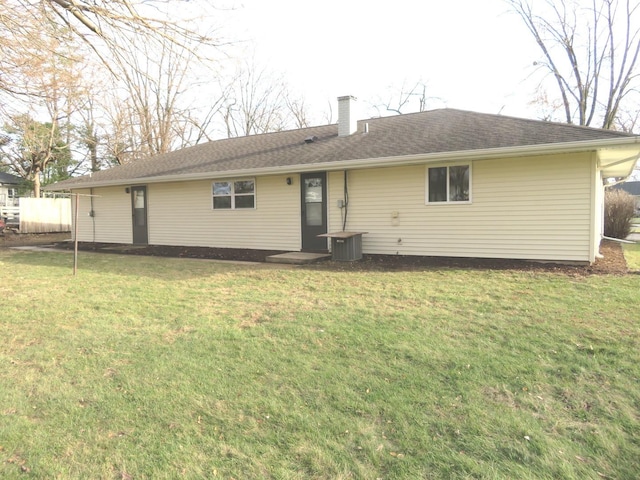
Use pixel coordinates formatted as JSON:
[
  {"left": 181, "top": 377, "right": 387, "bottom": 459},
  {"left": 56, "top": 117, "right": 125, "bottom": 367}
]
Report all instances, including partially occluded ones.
[{"left": 338, "top": 95, "right": 358, "bottom": 137}]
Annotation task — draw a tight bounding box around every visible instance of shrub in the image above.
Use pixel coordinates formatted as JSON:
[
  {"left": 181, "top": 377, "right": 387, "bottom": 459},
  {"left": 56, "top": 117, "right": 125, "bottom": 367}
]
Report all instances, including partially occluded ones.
[{"left": 604, "top": 188, "right": 635, "bottom": 239}]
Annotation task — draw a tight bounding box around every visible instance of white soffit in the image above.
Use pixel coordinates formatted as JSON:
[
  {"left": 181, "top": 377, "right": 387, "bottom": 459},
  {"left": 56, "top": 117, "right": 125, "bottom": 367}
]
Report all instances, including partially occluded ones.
[{"left": 598, "top": 145, "right": 640, "bottom": 178}]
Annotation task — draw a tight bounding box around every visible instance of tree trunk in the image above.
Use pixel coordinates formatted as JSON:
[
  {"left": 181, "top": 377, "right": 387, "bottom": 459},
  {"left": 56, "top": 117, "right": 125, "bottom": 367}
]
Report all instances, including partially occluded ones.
[{"left": 33, "top": 171, "right": 41, "bottom": 198}]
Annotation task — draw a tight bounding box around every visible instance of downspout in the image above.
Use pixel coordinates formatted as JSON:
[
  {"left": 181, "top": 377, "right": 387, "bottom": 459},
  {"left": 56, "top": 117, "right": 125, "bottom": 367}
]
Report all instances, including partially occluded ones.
[
  {"left": 602, "top": 235, "right": 636, "bottom": 244},
  {"left": 342, "top": 170, "right": 349, "bottom": 231},
  {"left": 604, "top": 177, "right": 632, "bottom": 188},
  {"left": 90, "top": 187, "right": 96, "bottom": 243}
]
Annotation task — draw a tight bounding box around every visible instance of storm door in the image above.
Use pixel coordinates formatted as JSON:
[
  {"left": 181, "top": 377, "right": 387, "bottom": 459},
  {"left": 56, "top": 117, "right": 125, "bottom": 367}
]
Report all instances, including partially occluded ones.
[
  {"left": 131, "top": 186, "right": 148, "bottom": 245},
  {"left": 301, "top": 172, "right": 328, "bottom": 251}
]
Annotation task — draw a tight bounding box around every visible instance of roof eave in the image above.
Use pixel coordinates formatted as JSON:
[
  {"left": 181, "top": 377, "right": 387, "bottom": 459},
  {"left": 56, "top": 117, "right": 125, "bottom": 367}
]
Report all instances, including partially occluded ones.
[{"left": 45, "top": 136, "right": 640, "bottom": 191}]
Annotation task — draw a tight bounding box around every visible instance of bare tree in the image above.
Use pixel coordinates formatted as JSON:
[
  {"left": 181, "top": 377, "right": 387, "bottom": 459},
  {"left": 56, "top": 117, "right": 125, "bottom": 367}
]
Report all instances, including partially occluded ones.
[
  {"left": 109, "top": 32, "right": 193, "bottom": 158},
  {"left": 218, "top": 57, "right": 321, "bottom": 138},
  {"left": 371, "top": 80, "right": 437, "bottom": 116},
  {"left": 75, "top": 96, "right": 102, "bottom": 172},
  {"left": 0, "top": 0, "right": 230, "bottom": 173},
  {"left": 177, "top": 95, "right": 229, "bottom": 146},
  {"left": 101, "top": 98, "right": 150, "bottom": 166},
  {"left": 221, "top": 61, "right": 288, "bottom": 138},
  {"left": 0, "top": 29, "right": 87, "bottom": 196},
  {"left": 615, "top": 108, "right": 640, "bottom": 132},
  {"left": 3, "top": 1, "right": 218, "bottom": 69},
  {"left": 284, "top": 93, "right": 312, "bottom": 129},
  {"left": 1, "top": 0, "right": 223, "bottom": 108},
  {"left": 0, "top": 2, "right": 52, "bottom": 101},
  {"left": 507, "top": 0, "right": 640, "bottom": 129}
]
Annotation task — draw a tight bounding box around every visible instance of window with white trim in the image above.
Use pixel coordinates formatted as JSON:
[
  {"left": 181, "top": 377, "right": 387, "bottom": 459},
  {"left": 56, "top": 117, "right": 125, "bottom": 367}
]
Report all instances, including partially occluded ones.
[
  {"left": 212, "top": 179, "right": 255, "bottom": 209},
  {"left": 426, "top": 164, "right": 471, "bottom": 203}
]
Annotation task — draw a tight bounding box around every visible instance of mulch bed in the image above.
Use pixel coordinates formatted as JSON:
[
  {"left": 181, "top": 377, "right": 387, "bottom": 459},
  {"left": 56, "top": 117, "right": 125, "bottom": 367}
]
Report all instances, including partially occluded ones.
[
  {"left": 46, "top": 238, "right": 630, "bottom": 276},
  {"left": 0, "top": 232, "right": 630, "bottom": 275},
  {"left": 57, "top": 242, "right": 287, "bottom": 264}
]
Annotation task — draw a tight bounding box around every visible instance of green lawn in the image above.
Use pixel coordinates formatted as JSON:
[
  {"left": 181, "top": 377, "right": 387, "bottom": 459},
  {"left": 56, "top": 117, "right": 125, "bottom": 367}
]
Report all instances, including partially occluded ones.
[
  {"left": 1, "top": 250, "right": 639, "bottom": 479},
  {"left": 623, "top": 242, "right": 640, "bottom": 271}
]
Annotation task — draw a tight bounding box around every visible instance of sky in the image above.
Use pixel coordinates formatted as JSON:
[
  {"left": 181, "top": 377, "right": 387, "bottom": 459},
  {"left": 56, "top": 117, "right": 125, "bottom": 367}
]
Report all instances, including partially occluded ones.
[{"left": 222, "top": 0, "right": 544, "bottom": 122}]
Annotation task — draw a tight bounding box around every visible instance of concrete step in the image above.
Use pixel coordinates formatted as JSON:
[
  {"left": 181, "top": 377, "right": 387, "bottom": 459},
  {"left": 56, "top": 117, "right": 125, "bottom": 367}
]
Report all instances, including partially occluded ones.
[{"left": 265, "top": 252, "right": 331, "bottom": 265}]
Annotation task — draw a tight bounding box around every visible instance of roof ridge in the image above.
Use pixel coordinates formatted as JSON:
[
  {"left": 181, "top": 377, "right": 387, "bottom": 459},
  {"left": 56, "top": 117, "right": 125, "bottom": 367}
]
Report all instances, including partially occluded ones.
[
  {"left": 355, "top": 108, "right": 631, "bottom": 135},
  {"left": 439, "top": 108, "right": 635, "bottom": 136}
]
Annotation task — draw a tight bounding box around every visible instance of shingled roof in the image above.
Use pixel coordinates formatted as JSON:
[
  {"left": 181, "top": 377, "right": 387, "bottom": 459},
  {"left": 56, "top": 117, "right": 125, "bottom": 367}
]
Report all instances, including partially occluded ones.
[
  {"left": 0, "top": 172, "right": 21, "bottom": 185},
  {"left": 612, "top": 180, "right": 640, "bottom": 196},
  {"left": 49, "top": 108, "right": 639, "bottom": 189}
]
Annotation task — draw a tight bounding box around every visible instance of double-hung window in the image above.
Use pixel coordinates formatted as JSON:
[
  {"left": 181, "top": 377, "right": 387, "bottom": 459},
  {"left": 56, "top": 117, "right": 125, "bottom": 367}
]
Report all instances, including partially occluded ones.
[
  {"left": 426, "top": 164, "right": 471, "bottom": 203},
  {"left": 212, "top": 179, "right": 255, "bottom": 209}
]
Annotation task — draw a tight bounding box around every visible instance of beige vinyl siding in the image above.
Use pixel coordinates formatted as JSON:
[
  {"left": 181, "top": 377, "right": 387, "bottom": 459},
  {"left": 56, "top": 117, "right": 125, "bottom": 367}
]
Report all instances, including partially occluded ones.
[
  {"left": 147, "top": 175, "right": 300, "bottom": 250},
  {"left": 329, "top": 153, "right": 594, "bottom": 262},
  {"left": 73, "top": 187, "right": 132, "bottom": 243}
]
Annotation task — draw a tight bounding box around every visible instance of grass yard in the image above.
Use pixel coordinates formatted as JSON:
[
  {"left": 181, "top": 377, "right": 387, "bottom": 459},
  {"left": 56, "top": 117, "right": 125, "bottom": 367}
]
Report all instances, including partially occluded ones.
[
  {"left": 623, "top": 242, "right": 640, "bottom": 271},
  {"left": 1, "top": 249, "right": 639, "bottom": 479}
]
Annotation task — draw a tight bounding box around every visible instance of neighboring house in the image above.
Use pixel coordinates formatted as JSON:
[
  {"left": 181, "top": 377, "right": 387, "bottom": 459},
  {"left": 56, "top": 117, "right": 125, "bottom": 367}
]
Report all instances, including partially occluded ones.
[
  {"left": 611, "top": 181, "right": 640, "bottom": 214},
  {"left": 0, "top": 172, "right": 22, "bottom": 207},
  {"left": 47, "top": 96, "right": 640, "bottom": 264}
]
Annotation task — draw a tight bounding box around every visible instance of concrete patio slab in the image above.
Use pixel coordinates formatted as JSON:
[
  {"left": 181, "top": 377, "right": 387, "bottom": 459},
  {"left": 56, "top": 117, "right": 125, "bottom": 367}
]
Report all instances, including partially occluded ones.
[{"left": 265, "top": 252, "right": 331, "bottom": 265}]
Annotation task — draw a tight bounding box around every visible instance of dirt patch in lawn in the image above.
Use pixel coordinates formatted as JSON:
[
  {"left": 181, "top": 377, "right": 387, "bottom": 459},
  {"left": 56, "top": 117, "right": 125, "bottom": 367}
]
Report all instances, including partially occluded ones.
[
  {"left": 1, "top": 233, "right": 631, "bottom": 275},
  {"left": 55, "top": 241, "right": 288, "bottom": 264},
  {"left": 0, "top": 231, "right": 71, "bottom": 247}
]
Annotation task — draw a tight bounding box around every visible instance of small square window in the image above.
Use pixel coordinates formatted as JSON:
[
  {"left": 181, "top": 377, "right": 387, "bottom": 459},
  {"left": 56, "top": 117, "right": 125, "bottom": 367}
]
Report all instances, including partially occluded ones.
[
  {"left": 426, "top": 164, "right": 471, "bottom": 204},
  {"left": 213, "top": 196, "right": 232, "bottom": 209},
  {"left": 234, "top": 180, "right": 254, "bottom": 195},
  {"left": 213, "top": 182, "right": 232, "bottom": 196},
  {"left": 234, "top": 195, "right": 255, "bottom": 209}
]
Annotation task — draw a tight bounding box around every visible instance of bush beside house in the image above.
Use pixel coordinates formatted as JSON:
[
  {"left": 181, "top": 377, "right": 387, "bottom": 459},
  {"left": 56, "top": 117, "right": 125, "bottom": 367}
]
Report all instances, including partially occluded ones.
[{"left": 604, "top": 189, "right": 635, "bottom": 239}]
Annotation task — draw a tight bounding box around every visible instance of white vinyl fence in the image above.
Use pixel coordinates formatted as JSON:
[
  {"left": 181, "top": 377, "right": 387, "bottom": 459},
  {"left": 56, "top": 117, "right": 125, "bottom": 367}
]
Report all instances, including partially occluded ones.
[{"left": 0, "top": 198, "right": 72, "bottom": 233}]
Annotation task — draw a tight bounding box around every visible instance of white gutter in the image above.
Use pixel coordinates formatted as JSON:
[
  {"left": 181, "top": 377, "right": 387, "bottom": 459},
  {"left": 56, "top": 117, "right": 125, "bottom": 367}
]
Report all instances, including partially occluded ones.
[{"left": 47, "top": 136, "right": 640, "bottom": 191}]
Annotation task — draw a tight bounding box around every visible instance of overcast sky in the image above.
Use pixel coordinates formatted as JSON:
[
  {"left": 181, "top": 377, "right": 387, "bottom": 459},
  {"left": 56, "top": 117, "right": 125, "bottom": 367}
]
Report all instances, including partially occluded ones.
[{"left": 223, "top": 0, "right": 544, "bottom": 122}]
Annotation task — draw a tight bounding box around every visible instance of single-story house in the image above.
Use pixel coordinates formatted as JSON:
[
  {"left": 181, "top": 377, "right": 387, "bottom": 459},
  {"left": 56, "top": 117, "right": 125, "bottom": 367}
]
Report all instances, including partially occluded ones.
[
  {"left": 47, "top": 96, "right": 640, "bottom": 264},
  {"left": 0, "top": 172, "right": 22, "bottom": 207},
  {"left": 611, "top": 180, "right": 640, "bottom": 214}
]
